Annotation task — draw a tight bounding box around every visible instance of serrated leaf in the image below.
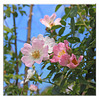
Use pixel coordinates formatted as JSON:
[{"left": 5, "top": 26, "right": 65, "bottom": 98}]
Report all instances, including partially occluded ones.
[
  {"left": 55, "top": 4, "right": 62, "bottom": 12},
  {"left": 67, "top": 37, "right": 80, "bottom": 43},
  {"left": 59, "top": 27, "right": 65, "bottom": 36}
]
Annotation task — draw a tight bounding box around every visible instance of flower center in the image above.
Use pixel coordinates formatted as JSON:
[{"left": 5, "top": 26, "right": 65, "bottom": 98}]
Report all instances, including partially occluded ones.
[
  {"left": 49, "top": 22, "right": 54, "bottom": 28},
  {"left": 58, "top": 50, "right": 66, "bottom": 57},
  {"left": 72, "top": 58, "right": 78, "bottom": 65},
  {"left": 32, "top": 50, "right": 40, "bottom": 59}
]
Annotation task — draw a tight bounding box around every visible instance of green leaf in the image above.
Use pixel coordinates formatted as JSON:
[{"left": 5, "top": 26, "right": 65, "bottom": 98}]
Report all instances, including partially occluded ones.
[
  {"left": 19, "top": 11, "right": 27, "bottom": 16},
  {"left": 4, "top": 25, "right": 13, "bottom": 33},
  {"left": 55, "top": 4, "right": 62, "bottom": 12},
  {"left": 13, "top": 5, "right": 17, "bottom": 10},
  {"left": 65, "top": 7, "right": 71, "bottom": 15},
  {"left": 67, "top": 37, "right": 80, "bottom": 43},
  {"left": 78, "top": 26, "right": 85, "bottom": 34},
  {"left": 60, "top": 20, "right": 66, "bottom": 26},
  {"left": 60, "top": 78, "right": 67, "bottom": 88},
  {"left": 52, "top": 85, "right": 60, "bottom": 95},
  {"left": 13, "top": 12, "right": 18, "bottom": 17},
  {"left": 70, "top": 6, "right": 77, "bottom": 17},
  {"left": 86, "top": 88, "right": 96, "bottom": 95},
  {"left": 71, "top": 17, "right": 75, "bottom": 35},
  {"left": 78, "top": 75, "right": 88, "bottom": 84},
  {"left": 4, "top": 7, "right": 11, "bottom": 17},
  {"left": 79, "top": 84, "right": 86, "bottom": 94},
  {"left": 53, "top": 73, "right": 62, "bottom": 81},
  {"left": 59, "top": 27, "right": 65, "bottom": 36},
  {"left": 51, "top": 25, "right": 62, "bottom": 30}
]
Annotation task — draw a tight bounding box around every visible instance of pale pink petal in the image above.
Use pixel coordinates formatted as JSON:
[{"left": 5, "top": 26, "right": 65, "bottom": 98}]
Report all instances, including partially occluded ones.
[
  {"left": 21, "top": 56, "right": 34, "bottom": 67},
  {"left": 40, "top": 15, "right": 50, "bottom": 27},
  {"left": 58, "top": 42, "right": 66, "bottom": 51},
  {"left": 21, "top": 43, "right": 32, "bottom": 56},
  {"left": 64, "top": 40, "right": 71, "bottom": 50},
  {"left": 42, "top": 45, "right": 48, "bottom": 57},
  {"left": 50, "top": 13, "right": 56, "bottom": 23},
  {"left": 64, "top": 40, "right": 69, "bottom": 45},
  {"left": 34, "top": 56, "right": 43, "bottom": 64},
  {"left": 32, "top": 38, "right": 44, "bottom": 50},
  {"left": 78, "top": 55, "right": 83, "bottom": 63},
  {"left": 31, "top": 37, "right": 36, "bottom": 43},
  {"left": 59, "top": 54, "right": 70, "bottom": 66},
  {"left": 29, "top": 84, "right": 38, "bottom": 91},
  {"left": 50, "top": 56, "right": 60, "bottom": 63},
  {"left": 53, "top": 45, "right": 60, "bottom": 55},
  {"left": 54, "top": 18, "right": 61, "bottom": 25},
  {"left": 37, "top": 34, "right": 44, "bottom": 40}
]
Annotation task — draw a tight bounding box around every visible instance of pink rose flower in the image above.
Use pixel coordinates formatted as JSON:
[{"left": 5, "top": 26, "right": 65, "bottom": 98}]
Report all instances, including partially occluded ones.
[
  {"left": 40, "top": 13, "right": 61, "bottom": 29},
  {"left": 21, "top": 38, "right": 48, "bottom": 67},
  {"left": 66, "top": 54, "right": 83, "bottom": 69},
  {"left": 29, "top": 84, "right": 38, "bottom": 91},
  {"left": 50, "top": 41, "right": 70, "bottom": 64}
]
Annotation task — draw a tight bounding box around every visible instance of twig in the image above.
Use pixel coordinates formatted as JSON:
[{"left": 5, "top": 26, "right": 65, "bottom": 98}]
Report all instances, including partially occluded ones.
[
  {"left": 12, "top": 5, "right": 18, "bottom": 86},
  {"left": 21, "top": 4, "right": 34, "bottom": 95}
]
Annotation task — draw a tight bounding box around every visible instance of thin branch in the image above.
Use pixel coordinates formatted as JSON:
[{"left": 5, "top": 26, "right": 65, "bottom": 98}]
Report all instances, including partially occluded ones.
[
  {"left": 12, "top": 5, "right": 18, "bottom": 86},
  {"left": 21, "top": 4, "right": 34, "bottom": 95}
]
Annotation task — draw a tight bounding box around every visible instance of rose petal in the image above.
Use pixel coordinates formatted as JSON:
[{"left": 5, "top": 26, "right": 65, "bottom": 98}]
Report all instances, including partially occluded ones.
[
  {"left": 59, "top": 54, "right": 70, "bottom": 66},
  {"left": 21, "top": 43, "right": 32, "bottom": 56},
  {"left": 50, "top": 13, "right": 56, "bottom": 23},
  {"left": 54, "top": 18, "right": 61, "bottom": 25},
  {"left": 21, "top": 56, "right": 34, "bottom": 67}
]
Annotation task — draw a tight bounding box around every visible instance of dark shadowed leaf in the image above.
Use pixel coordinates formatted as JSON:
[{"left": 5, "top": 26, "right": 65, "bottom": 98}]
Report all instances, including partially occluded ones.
[
  {"left": 67, "top": 37, "right": 80, "bottom": 43},
  {"left": 53, "top": 73, "right": 62, "bottom": 81},
  {"left": 59, "top": 27, "right": 65, "bottom": 36},
  {"left": 51, "top": 25, "right": 62, "bottom": 30},
  {"left": 70, "top": 6, "right": 77, "bottom": 17}
]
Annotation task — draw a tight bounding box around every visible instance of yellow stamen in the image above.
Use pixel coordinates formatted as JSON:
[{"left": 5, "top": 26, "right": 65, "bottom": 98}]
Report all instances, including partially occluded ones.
[
  {"left": 32, "top": 50, "right": 40, "bottom": 59},
  {"left": 58, "top": 50, "right": 66, "bottom": 57},
  {"left": 72, "top": 58, "right": 78, "bottom": 65}
]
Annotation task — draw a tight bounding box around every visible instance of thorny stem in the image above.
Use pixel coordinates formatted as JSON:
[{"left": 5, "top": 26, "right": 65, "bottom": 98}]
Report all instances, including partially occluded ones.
[{"left": 12, "top": 5, "right": 18, "bottom": 86}]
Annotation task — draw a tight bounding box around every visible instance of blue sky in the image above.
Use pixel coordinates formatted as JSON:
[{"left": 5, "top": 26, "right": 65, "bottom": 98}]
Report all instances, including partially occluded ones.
[{"left": 4, "top": 4, "right": 88, "bottom": 95}]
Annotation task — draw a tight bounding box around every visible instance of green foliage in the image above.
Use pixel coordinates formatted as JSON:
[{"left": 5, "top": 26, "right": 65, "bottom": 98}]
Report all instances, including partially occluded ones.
[
  {"left": 55, "top": 4, "right": 62, "bottom": 12},
  {"left": 4, "top": 4, "right": 96, "bottom": 96}
]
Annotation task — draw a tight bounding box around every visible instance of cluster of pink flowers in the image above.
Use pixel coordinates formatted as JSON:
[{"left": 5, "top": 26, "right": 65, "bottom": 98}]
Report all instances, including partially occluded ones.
[
  {"left": 21, "top": 13, "right": 83, "bottom": 69},
  {"left": 50, "top": 40, "right": 83, "bottom": 69}
]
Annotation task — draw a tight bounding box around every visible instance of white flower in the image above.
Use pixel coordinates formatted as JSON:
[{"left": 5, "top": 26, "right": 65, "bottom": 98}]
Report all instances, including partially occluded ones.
[
  {"left": 20, "top": 69, "right": 35, "bottom": 84},
  {"left": 31, "top": 34, "right": 57, "bottom": 54}
]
